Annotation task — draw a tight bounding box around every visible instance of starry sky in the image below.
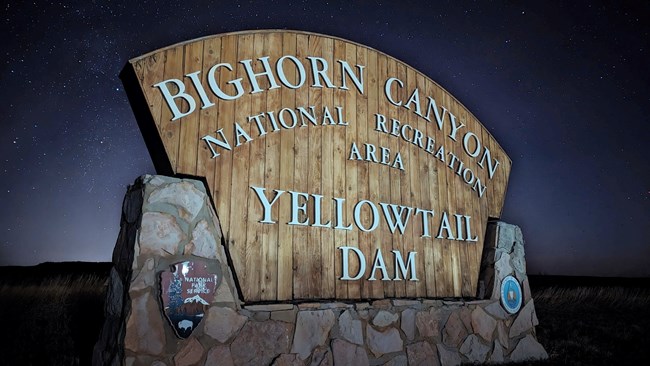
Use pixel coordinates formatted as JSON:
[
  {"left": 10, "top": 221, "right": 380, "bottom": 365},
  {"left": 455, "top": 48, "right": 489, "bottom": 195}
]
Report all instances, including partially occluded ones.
[{"left": 1, "top": 1, "right": 649, "bottom": 277}]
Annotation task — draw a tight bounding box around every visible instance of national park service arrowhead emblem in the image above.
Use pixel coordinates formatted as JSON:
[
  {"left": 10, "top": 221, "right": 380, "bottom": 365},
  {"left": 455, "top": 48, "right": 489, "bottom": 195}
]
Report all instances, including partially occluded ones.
[{"left": 160, "top": 260, "right": 221, "bottom": 338}]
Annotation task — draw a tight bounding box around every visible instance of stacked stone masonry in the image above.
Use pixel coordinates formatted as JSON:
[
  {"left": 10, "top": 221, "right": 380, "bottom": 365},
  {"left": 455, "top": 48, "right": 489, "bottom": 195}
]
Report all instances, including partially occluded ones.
[{"left": 93, "top": 175, "right": 547, "bottom": 366}]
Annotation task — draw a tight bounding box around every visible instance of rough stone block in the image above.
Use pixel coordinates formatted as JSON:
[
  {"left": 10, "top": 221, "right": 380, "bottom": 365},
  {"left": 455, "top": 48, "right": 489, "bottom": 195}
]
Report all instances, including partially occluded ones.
[
  {"left": 400, "top": 308, "right": 416, "bottom": 341},
  {"left": 366, "top": 325, "right": 403, "bottom": 357},
  {"left": 509, "top": 334, "right": 548, "bottom": 361},
  {"left": 187, "top": 220, "right": 218, "bottom": 259},
  {"left": 496, "top": 222, "right": 516, "bottom": 252},
  {"left": 332, "top": 339, "right": 369, "bottom": 366},
  {"left": 147, "top": 181, "right": 205, "bottom": 222},
  {"left": 213, "top": 279, "right": 237, "bottom": 305},
  {"left": 436, "top": 344, "right": 461, "bottom": 366},
  {"left": 253, "top": 311, "right": 271, "bottom": 321},
  {"left": 458, "top": 307, "right": 473, "bottom": 333},
  {"left": 204, "top": 345, "right": 234, "bottom": 366},
  {"left": 246, "top": 304, "right": 295, "bottom": 312},
  {"left": 124, "top": 292, "right": 165, "bottom": 355},
  {"left": 442, "top": 311, "right": 467, "bottom": 347},
  {"left": 355, "top": 302, "right": 370, "bottom": 310},
  {"left": 382, "top": 354, "right": 407, "bottom": 366},
  {"left": 494, "top": 253, "right": 513, "bottom": 283},
  {"left": 173, "top": 337, "right": 204, "bottom": 366},
  {"left": 271, "top": 307, "right": 299, "bottom": 323},
  {"left": 272, "top": 354, "right": 303, "bottom": 366},
  {"left": 291, "top": 310, "right": 336, "bottom": 360},
  {"left": 522, "top": 277, "right": 532, "bottom": 303},
  {"left": 511, "top": 243, "right": 526, "bottom": 275},
  {"left": 392, "top": 299, "right": 421, "bottom": 307},
  {"left": 130, "top": 258, "right": 155, "bottom": 291},
  {"left": 416, "top": 309, "right": 441, "bottom": 338},
  {"left": 373, "top": 310, "right": 399, "bottom": 327},
  {"left": 372, "top": 299, "right": 392, "bottom": 308},
  {"left": 138, "top": 212, "right": 185, "bottom": 256},
  {"left": 471, "top": 306, "right": 496, "bottom": 342},
  {"left": 231, "top": 321, "right": 293, "bottom": 365},
  {"left": 310, "top": 346, "right": 333, "bottom": 366},
  {"left": 509, "top": 299, "right": 537, "bottom": 338},
  {"left": 490, "top": 339, "right": 504, "bottom": 363},
  {"left": 204, "top": 305, "right": 248, "bottom": 343},
  {"left": 483, "top": 301, "right": 508, "bottom": 320},
  {"left": 459, "top": 334, "right": 490, "bottom": 363},
  {"left": 338, "top": 309, "right": 364, "bottom": 345},
  {"left": 497, "top": 321, "right": 509, "bottom": 350},
  {"left": 406, "top": 342, "right": 438, "bottom": 366}
]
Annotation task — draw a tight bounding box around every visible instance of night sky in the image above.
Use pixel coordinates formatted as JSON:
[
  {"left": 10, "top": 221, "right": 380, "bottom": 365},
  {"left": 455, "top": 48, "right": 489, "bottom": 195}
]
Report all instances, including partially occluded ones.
[{"left": 2, "top": 1, "right": 649, "bottom": 277}]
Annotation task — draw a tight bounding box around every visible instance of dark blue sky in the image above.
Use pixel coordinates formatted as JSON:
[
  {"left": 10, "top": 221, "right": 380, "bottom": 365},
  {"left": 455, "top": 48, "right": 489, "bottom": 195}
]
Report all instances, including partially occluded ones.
[{"left": 1, "top": 1, "right": 649, "bottom": 276}]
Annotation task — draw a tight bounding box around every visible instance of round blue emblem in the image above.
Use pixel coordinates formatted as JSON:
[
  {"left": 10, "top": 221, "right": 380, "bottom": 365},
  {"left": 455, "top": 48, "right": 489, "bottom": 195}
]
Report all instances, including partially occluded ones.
[{"left": 500, "top": 275, "right": 523, "bottom": 314}]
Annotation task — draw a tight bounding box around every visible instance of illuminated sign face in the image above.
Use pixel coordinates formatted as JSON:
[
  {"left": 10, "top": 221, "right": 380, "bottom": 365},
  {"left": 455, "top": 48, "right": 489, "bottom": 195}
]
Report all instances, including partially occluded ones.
[{"left": 122, "top": 30, "right": 511, "bottom": 302}]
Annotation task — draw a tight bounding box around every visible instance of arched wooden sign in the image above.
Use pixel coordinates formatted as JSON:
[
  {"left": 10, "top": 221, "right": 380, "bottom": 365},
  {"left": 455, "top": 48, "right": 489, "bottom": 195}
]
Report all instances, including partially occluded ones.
[{"left": 122, "top": 30, "right": 511, "bottom": 302}]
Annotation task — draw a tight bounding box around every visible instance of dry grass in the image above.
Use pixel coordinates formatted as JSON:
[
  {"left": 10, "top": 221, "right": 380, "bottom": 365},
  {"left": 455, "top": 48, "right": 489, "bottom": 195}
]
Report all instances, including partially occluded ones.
[
  {"left": 514, "top": 282, "right": 650, "bottom": 366},
  {"left": 0, "top": 273, "right": 107, "bottom": 366},
  {"left": 533, "top": 285, "right": 650, "bottom": 310}
]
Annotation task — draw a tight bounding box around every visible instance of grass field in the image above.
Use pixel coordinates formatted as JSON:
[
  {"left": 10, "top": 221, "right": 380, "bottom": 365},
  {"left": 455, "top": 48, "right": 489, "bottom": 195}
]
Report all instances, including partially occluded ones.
[
  {"left": 0, "top": 263, "right": 110, "bottom": 365},
  {"left": 0, "top": 263, "right": 648, "bottom": 365}
]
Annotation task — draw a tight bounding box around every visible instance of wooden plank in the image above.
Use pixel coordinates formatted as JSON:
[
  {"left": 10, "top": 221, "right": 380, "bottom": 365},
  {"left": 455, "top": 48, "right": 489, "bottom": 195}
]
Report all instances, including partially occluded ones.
[
  {"left": 159, "top": 47, "right": 183, "bottom": 172},
  {"left": 292, "top": 33, "right": 310, "bottom": 299},
  {"left": 466, "top": 114, "right": 485, "bottom": 296},
  {"left": 244, "top": 33, "right": 267, "bottom": 301},
  {"left": 332, "top": 38, "right": 348, "bottom": 299},
  {"left": 377, "top": 53, "right": 394, "bottom": 298},
  {"left": 408, "top": 69, "right": 427, "bottom": 297},
  {"left": 277, "top": 32, "right": 296, "bottom": 300},
  {"left": 355, "top": 45, "right": 370, "bottom": 299},
  {"left": 320, "top": 36, "right": 336, "bottom": 299},
  {"left": 177, "top": 41, "right": 203, "bottom": 176},
  {"left": 422, "top": 82, "right": 439, "bottom": 298},
  {"left": 462, "top": 113, "right": 477, "bottom": 296},
  {"left": 418, "top": 82, "right": 439, "bottom": 297},
  {"left": 261, "top": 32, "right": 282, "bottom": 300},
  {"left": 396, "top": 61, "right": 418, "bottom": 298},
  {"left": 132, "top": 53, "right": 166, "bottom": 131},
  {"left": 479, "top": 123, "right": 495, "bottom": 295},
  {"left": 393, "top": 61, "right": 413, "bottom": 297},
  {"left": 344, "top": 41, "right": 360, "bottom": 300},
  {"left": 228, "top": 33, "right": 253, "bottom": 299},
  {"left": 454, "top": 102, "right": 473, "bottom": 297},
  {"left": 196, "top": 37, "right": 221, "bottom": 198},
  {"left": 496, "top": 146, "right": 511, "bottom": 217},
  {"left": 214, "top": 35, "right": 237, "bottom": 244},
  {"left": 428, "top": 80, "right": 453, "bottom": 297},
  {"left": 307, "top": 34, "right": 323, "bottom": 298},
  {"left": 410, "top": 71, "right": 430, "bottom": 296},
  {"left": 387, "top": 57, "right": 406, "bottom": 298},
  {"left": 484, "top": 129, "right": 500, "bottom": 218},
  {"left": 366, "top": 49, "right": 384, "bottom": 299},
  {"left": 442, "top": 93, "right": 462, "bottom": 297}
]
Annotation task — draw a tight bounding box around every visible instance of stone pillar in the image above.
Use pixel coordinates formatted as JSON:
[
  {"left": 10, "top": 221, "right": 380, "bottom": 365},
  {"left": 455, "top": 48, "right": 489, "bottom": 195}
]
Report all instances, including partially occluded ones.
[
  {"left": 93, "top": 175, "right": 240, "bottom": 366},
  {"left": 476, "top": 220, "right": 548, "bottom": 362},
  {"left": 478, "top": 221, "right": 530, "bottom": 301}
]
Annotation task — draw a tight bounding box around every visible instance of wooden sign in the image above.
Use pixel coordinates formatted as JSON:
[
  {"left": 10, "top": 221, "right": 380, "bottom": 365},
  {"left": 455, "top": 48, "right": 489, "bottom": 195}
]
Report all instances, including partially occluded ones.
[{"left": 121, "top": 30, "right": 511, "bottom": 302}]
